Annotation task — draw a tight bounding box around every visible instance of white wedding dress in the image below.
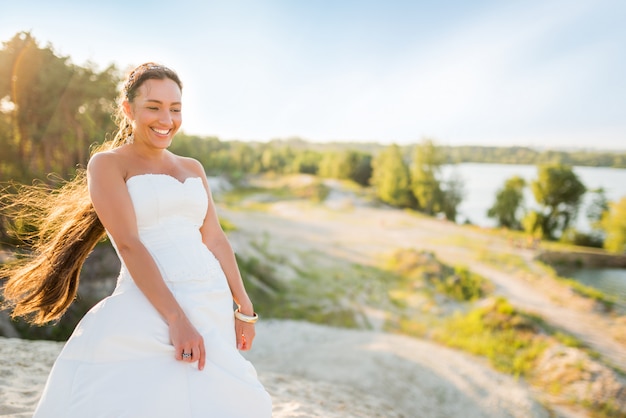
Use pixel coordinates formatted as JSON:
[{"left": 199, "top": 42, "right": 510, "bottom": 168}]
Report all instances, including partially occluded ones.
[{"left": 33, "top": 174, "right": 272, "bottom": 418}]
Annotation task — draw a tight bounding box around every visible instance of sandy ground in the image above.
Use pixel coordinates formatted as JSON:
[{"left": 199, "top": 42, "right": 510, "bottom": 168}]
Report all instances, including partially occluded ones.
[
  {"left": 222, "top": 196, "right": 626, "bottom": 372},
  {"left": 0, "top": 320, "right": 549, "bottom": 418}
]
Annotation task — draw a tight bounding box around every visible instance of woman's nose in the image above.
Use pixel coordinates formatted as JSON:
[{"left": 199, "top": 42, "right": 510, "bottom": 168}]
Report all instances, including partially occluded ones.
[{"left": 158, "top": 109, "right": 172, "bottom": 124}]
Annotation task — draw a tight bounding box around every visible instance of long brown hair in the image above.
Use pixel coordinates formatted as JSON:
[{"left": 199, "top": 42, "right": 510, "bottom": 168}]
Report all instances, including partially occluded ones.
[{"left": 1, "top": 62, "right": 183, "bottom": 324}]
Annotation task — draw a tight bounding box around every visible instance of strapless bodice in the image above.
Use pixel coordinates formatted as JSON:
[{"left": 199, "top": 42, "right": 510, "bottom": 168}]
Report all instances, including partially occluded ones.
[
  {"left": 108, "top": 174, "right": 225, "bottom": 286},
  {"left": 125, "top": 174, "right": 207, "bottom": 230}
]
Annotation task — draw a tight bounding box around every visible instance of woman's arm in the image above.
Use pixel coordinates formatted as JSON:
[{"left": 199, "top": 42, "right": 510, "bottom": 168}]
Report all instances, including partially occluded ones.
[
  {"left": 87, "top": 152, "right": 206, "bottom": 370},
  {"left": 193, "top": 162, "right": 256, "bottom": 350}
]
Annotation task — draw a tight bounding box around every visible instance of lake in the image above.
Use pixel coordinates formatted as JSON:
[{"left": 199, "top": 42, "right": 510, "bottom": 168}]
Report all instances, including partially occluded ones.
[
  {"left": 443, "top": 163, "right": 626, "bottom": 302},
  {"left": 444, "top": 163, "right": 626, "bottom": 231},
  {"left": 568, "top": 268, "right": 626, "bottom": 310}
]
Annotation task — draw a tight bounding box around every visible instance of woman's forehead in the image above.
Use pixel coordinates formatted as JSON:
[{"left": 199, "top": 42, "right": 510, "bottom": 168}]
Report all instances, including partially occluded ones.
[{"left": 135, "top": 78, "right": 182, "bottom": 101}]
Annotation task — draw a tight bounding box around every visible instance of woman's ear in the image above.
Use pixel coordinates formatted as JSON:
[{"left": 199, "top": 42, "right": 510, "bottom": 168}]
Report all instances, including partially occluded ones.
[{"left": 122, "top": 100, "right": 133, "bottom": 120}]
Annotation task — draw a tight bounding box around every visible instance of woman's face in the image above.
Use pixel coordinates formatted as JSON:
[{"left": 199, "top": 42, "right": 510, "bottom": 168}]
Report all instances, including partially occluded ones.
[{"left": 125, "top": 78, "right": 182, "bottom": 149}]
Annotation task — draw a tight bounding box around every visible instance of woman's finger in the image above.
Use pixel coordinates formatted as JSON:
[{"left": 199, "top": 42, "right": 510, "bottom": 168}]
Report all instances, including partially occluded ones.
[
  {"left": 237, "top": 323, "right": 255, "bottom": 351},
  {"left": 198, "top": 341, "right": 206, "bottom": 371},
  {"left": 181, "top": 348, "right": 193, "bottom": 361}
]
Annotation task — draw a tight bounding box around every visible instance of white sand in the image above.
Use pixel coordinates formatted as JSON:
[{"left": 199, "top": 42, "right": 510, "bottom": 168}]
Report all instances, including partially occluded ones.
[{"left": 0, "top": 320, "right": 550, "bottom": 418}]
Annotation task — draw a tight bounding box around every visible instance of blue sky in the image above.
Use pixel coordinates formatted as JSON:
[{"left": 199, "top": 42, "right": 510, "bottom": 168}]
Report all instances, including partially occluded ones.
[{"left": 1, "top": 0, "right": 625, "bottom": 150}]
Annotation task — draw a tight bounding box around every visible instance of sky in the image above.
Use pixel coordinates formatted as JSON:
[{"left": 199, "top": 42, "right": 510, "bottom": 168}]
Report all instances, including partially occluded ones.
[{"left": 1, "top": 0, "right": 625, "bottom": 150}]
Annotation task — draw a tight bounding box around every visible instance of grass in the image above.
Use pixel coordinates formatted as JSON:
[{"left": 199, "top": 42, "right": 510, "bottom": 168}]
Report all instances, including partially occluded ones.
[
  {"left": 476, "top": 250, "right": 532, "bottom": 273},
  {"left": 428, "top": 233, "right": 478, "bottom": 248},
  {"left": 385, "top": 248, "right": 493, "bottom": 302},
  {"left": 383, "top": 249, "right": 546, "bottom": 378},
  {"left": 220, "top": 176, "right": 331, "bottom": 209},
  {"left": 236, "top": 237, "right": 388, "bottom": 329},
  {"left": 432, "top": 297, "right": 548, "bottom": 377}
]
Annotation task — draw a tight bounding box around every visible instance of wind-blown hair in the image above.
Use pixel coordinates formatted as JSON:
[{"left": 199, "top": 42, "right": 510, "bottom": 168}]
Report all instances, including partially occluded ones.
[{"left": 1, "top": 62, "right": 183, "bottom": 324}]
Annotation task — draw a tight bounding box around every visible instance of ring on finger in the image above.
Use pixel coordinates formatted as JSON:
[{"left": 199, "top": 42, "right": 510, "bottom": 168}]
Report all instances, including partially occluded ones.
[{"left": 182, "top": 351, "right": 192, "bottom": 359}]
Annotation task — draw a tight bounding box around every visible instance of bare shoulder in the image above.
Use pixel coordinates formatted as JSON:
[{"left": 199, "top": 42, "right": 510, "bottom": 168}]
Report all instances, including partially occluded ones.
[
  {"left": 170, "top": 153, "right": 206, "bottom": 178},
  {"left": 87, "top": 150, "right": 125, "bottom": 182}
]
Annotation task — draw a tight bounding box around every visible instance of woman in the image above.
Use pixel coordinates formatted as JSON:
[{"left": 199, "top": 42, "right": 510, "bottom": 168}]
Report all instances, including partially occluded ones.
[{"left": 1, "top": 63, "right": 272, "bottom": 417}]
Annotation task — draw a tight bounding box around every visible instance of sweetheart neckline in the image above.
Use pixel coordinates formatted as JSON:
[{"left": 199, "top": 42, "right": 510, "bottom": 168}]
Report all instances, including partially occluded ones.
[{"left": 125, "top": 173, "right": 202, "bottom": 186}]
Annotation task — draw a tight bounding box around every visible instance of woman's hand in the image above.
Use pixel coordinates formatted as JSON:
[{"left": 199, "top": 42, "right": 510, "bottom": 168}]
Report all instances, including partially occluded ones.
[
  {"left": 235, "top": 320, "right": 256, "bottom": 351},
  {"left": 169, "top": 314, "right": 206, "bottom": 370}
]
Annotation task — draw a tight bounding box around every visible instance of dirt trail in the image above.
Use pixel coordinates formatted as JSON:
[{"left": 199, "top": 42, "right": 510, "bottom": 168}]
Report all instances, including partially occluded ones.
[{"left": 222, "top": 200, "right": 626, "bottom": 372}]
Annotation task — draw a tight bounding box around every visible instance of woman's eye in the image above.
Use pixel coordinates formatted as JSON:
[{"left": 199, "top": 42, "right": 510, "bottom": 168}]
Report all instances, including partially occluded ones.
[
  {"left": 171, "top": 108, "right": 181, "bottom": 113},
  {"left": 147, "top": 107, "right": 159, "bottom": 111}
]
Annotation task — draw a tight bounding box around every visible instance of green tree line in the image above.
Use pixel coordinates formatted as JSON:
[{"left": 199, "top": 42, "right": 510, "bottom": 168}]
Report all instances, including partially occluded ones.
[{"left": 444, "top": 145, "right": 626, "bottom": 168}]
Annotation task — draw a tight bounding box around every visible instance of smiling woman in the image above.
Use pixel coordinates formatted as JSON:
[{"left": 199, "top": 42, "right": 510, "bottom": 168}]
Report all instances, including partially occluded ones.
[
  {"left": 121, "top": 65, "right": 182, "bottom": 148},
  {"left": 1, "top": 62, "right": 272, "bottom": 417}
]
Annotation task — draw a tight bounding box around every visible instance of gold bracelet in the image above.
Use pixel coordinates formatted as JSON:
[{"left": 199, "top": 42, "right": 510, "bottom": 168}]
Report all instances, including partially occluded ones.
[{"left": 234, "top": 309, "right": 259, "bottom": 324}]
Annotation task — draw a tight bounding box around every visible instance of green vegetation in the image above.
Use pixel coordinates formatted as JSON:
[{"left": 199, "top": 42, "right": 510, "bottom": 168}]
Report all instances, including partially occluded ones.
[
  {"left": 318, "top": 150, "right": 372, "bottom": 186},
  {"left": 477, "top": 250, "right": 532, "bottom": 274},
  {"left": 370, "top": 139, "right": 465, "bottom": 221},
  {"left": 382, "top": 248, "right": 623, "bottom": 416},
  {"left": 524, "top": 164, "right": 587, "bottom": 240},
  {"left": 0, "top": 32, "right": 118, "bottom": 184},
  {"left": 410, "top": 139, "right": 444, "bottom": 215},
  {"left": 601, "top": 197, "right": 626, "bottom": 253},
  {"left": 385, "top": 248, "right": 492, "bottom": 302},
  {"left": 433, "top": 298, "right": 548, "bottom": 377},
  {"left": 443, "top": 145, "right": 626, "bottom": 169},
  {"left": 220, "top": 178, "right": 330, "bottom": 208},
  {"left": 487, "top": 176, "right": 526, "bottom": 230},
  {"left": 583, "top": 188, "right": 610, "bottom": 248},
  {"left": 370, "top": 143, "right": 414, "bottom": 208},
  {"left": 235, "top": 239, "right": 391, "bottom": 329}
]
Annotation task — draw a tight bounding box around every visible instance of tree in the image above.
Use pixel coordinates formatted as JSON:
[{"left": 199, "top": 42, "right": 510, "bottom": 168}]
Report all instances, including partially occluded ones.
[
  {"left": 487, "top": 176, "right": 526, "bottom": 229},
  {"left": 410, "top": 139, "right": 444, "bottom": 215},
  {"left": 530, "top": 164, "right": 586, "bottom": 239},
  {"left": 440, "top": 171, "right": 465, "bottom": 222},
  {"left": 586, "top": 188, "right": 609, "bottom": 227},
  {"left": 292, "top": 150, "right": 321, "bottom": 175},
  {"left": 522, "top": 210, "right": 547, "bottom": 238},
  {"left": 581, "top": 187, "right": 609, "bottom": 246},
  {"left": 318, "top": 151, "right": 350, "bottom": 179},
  {"left": 318, "top": 150, "right": 372, "bottom": 186},
  {"left": 347, "top": 151, "right": 372, "bottom": 186},
  {"left": 600, "top": 197, "right": 626, "bottom": 253},
  {"left": 409, "top": 139, "right": 464, "bottom": 221},
  {"left": 0, "top": 31, "right": 119, "bottom": 182},
  {"left": 371, "top": 144, "right": 414, "bottom": 207},
  {"left": 411, "top": 140, "right": 443, "bottom": 215}
]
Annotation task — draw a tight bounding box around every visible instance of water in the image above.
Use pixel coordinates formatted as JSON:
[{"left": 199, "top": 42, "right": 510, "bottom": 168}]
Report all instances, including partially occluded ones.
[
  {"left": 568, "top": 268, "right": 626, "bottom": 309},
  {"left": 442, "top": 163, "right": 626, "bottom": 301},
  {"left": 443, "top": 163, "right": 626, "bottom": 231}
]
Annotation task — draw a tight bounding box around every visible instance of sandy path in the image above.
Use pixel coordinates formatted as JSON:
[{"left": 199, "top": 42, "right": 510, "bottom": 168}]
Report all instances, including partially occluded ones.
[
  {"left": 222, "top": 202, "right": 626, "bottom": 372},
  {"left": 247, "top": 320, "right": 548, "bottom": 418},
  {"left": 0, "top": 321, "right": 549, "bottom": 418},
  {"left": 466, "top": 263, "right": 626, "bottom": 370}
]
